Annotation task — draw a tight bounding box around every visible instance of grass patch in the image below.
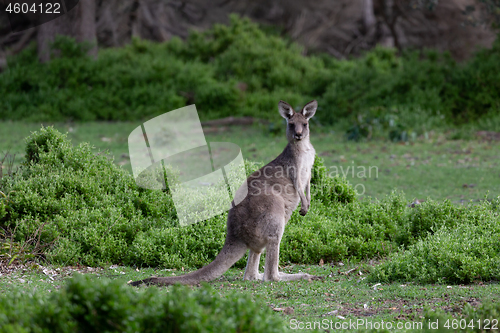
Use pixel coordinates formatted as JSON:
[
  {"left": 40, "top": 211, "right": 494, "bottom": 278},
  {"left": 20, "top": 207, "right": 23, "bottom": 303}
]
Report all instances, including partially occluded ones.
[
  {"left": 1, "top": 264, "right": 499, "bottom": 332},
  {"left": 2, "top": 121, "right": 500, "bottom": 202}
]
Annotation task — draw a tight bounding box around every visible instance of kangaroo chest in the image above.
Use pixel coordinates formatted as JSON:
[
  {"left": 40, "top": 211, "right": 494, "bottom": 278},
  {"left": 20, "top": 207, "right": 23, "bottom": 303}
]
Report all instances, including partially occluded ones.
[
  {"left": 296, "top": 143, "right": 315, "bottom": 191},
  {"left": 282, "top": 142, "right": 315, "bottom": 219}
]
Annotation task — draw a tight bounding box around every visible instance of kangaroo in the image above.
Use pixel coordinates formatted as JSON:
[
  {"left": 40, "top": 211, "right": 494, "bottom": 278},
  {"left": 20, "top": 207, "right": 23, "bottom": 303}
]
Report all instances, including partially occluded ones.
[{"left": 130, "top": 100, "right": 319, "bottom": 286}]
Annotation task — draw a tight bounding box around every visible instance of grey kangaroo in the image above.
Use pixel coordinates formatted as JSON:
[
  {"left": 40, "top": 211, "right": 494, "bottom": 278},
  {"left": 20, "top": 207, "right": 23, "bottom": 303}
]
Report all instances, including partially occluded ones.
[{"left": 130, "top": 100, "right": 318, "bottom": 286}]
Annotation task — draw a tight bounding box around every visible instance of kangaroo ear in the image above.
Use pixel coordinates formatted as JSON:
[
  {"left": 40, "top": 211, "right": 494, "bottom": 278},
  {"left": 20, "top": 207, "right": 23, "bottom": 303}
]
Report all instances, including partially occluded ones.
[
  {"left": 278, "top": 100, "right": 294, "bottom": 119},
  {"left": 302, "top": 100, "right": 317, "bottom": 119}
]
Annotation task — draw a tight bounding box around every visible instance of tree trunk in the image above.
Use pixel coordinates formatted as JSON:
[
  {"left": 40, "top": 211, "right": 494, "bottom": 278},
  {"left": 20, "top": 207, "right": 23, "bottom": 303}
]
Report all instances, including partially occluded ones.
[
  {"left": 363, "top": 0, "right": 376, "bottom": 32},
  {"left": 37, "top": 0, "right": 97, "bottom": 62},
  {"left": 380, "top": 0, "right": 398, "bottom": 48}
]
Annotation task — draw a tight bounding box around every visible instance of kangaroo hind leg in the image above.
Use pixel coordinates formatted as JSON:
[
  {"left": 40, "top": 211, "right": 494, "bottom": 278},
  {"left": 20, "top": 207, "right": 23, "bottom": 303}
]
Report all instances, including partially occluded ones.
[
  {"left": 243, "top": 250, "right": 263, "bottom": 280},
  {"left": 262, "top": 214, "right": 318, "bottom": 282},
  {"left": 263, "top": 212, "right": 285, "bottom": 282}
]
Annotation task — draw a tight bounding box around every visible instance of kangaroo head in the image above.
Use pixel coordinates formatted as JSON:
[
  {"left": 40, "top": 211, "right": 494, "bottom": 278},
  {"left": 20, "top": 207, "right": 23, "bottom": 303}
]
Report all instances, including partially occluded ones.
[{"left": 278, "top": 100, "right": 317, "bottom": 142}]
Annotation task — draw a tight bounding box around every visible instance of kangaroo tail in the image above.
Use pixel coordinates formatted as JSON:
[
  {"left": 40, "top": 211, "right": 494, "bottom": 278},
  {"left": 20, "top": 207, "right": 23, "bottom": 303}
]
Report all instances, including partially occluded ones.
[{"left": 129, "top": 240, "right": 248, "bottom": 286}]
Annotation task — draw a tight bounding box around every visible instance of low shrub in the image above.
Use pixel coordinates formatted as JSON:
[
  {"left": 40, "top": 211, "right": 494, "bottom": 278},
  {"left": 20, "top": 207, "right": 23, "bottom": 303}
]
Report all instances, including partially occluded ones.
[
  {"left": 311, "top": 155, "right": 357, "bottom": 204},
  {"left": 369, "top": 198, "right": 500, "bottom": 284},
  {"left": 0, "top": 126, "right": 177, "bottom": 266},
  {"left": 0, "top": 274, "right": 286, "bottom": 333},
  {"left": 0, "top": 127, "right": 393, "bottom": 268},
  {"left": 345, "top": 106, "right": 447, "bottom": 142},
  {"left": 1, "top": 127, "right": 499, "bottom": 285},
  {"left": 1, "top": 16, "right": 499, "bottom": 130},
  {"left": 281, "top": 191, "right": 409, "bottom": 264},
  {"left": 461, "top": 301, "right": 500, "bottom": 332}
]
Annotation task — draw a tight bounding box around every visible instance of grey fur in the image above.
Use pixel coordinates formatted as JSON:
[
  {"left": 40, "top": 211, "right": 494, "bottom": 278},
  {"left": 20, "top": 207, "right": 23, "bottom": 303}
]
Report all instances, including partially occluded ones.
[{"left": 130, "top": 100, "right": 319, "bottom": 286}]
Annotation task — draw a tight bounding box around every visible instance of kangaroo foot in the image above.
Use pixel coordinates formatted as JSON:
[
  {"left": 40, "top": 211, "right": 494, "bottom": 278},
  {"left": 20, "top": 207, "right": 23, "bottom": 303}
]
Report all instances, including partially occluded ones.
[
  {"left": 275, "top": 272, "right": 321, "bottom": 281},
  {"left": 243, "top": 272, "right": 264, "bottom": 281}
]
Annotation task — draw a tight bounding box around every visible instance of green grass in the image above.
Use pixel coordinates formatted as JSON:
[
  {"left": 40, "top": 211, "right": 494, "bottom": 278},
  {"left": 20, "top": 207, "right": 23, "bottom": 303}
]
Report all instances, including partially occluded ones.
[
  {"left": 1, "top": 121, "right": 498, "bottom": 202},
  {"left": 1, "top": 263, "right": 499, "bottom": 332},
  {"left": 205, "top": 126, "right": 500, "bottom": 203}
]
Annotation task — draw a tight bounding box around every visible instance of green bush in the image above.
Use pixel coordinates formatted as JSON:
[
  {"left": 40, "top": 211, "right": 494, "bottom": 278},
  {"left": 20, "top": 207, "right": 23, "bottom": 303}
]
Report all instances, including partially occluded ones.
[
  {"left": 369, "top": 198, "right": 500, "bottom": 284},
  {"left": 1, "top": 15, "right": 499, "bottom": 129},
  {"left": 0, "top": 274, "right": 286, "bottom": 333},
  {"left": 50, "top": 35, "right": 94, "bottom": 59},
  {"left": 24, "top": 125, "right": 70, "bottom": 164},
  {"left": 1, "top": 126, "right": 178, "bottom": 266},
  {"left": 2, "top": 127, "right": 500, "bottom": 284},
  {"left": 281, "top": 191, "right": 408, "bottom": 264},
  {"left": 311, "top": 155, "right": 357, "bottom": 204},
  {"left": 461, "top": 301, "right": 500, "bottom": 333},
  {"left": 345, "top": 106, "right": 447, "bottom": 142},
  {"left": 1, "top": 127, "right": 399, "bottom": 267}
]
